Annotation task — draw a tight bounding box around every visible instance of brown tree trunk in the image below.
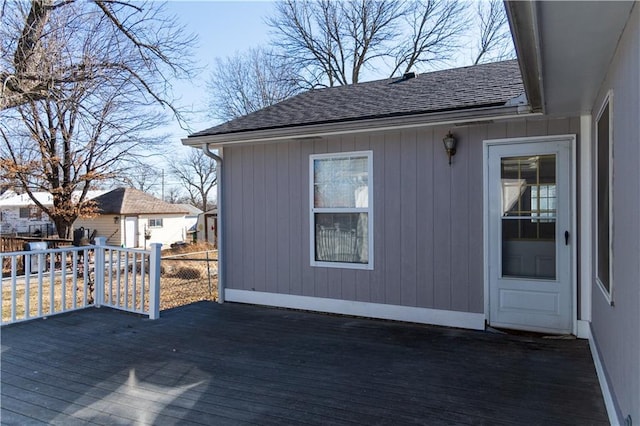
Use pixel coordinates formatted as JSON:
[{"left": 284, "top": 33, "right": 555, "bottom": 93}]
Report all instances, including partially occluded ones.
[{"left": 54, "top": 218, "right": 71, "bottom": 239}]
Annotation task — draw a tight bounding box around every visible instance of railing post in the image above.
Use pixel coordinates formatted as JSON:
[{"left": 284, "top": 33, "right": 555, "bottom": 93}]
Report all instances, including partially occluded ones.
[
  {"left": 94, "top": 237, "right": 107, "bottom": 308},
  {"left": 148, "top": 243, "right": 162, "bottom": 320}
]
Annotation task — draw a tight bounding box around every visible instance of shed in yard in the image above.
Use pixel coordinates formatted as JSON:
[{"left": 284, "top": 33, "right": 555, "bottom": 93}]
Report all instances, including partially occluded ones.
[
  {"left": 73, "top": 187, "right": 190, "bottom": 249},
  {"left": 195, "top": 207, "right": 218, "bottom": 247}
]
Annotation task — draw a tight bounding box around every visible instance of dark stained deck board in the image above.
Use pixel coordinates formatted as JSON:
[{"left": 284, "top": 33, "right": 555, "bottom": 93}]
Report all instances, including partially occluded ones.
[{"left": 1, "top": 302, "right": 608, "bottom": 425}]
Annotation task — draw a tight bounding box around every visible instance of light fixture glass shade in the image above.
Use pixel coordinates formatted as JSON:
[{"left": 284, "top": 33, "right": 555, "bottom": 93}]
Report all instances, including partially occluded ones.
[
  {"left": 443, "top": 134, "right": 456, "bottom": 150},
  {"left": 442, "top": 131, "right": 457, "bottom": 165}
]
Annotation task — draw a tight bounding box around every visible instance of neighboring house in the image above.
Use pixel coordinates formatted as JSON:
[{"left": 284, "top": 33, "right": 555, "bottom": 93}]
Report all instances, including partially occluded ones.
[
  {"left": 173, "top": 203, "right": 203, "bottom": 243},
  {"left": 73, "top": 188, "right": 190, "bottom": 249},
  {"left": 0, "top": 189, "right": 17, "bottom": 200},
  {"left": 183, "top": 2, "right": 638, "bottom": 423},
  {"left": 0, "top": 190, "right": 106, "bottom": 236},
  {"left": 195, "top": 207, "right": 218, "bottom": 247},
  {"left": 176, "top": 203, "right": 203, "bottom": 225}
]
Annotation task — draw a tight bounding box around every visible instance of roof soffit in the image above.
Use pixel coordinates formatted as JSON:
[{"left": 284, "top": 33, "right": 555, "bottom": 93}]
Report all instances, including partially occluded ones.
[{"left": 507, "top": 0, "right": 635, "bottom": 115}]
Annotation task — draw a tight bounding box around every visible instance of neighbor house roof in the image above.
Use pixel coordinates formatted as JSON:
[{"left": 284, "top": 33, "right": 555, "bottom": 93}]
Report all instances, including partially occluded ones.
[
  {"left": 175, "top": 204, "right": 203, "bottom": 216},
  {"left": 189, "top": 60, "right": 524, "bottom": 139},
  {"left": 91, "top": 188, "right": 188, "bottom": 215}
]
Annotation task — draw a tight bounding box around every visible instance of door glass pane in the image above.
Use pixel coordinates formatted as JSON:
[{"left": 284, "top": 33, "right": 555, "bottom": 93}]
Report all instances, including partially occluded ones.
[{"left": 501, "top": 155, "right": 557, "bottom": 279}]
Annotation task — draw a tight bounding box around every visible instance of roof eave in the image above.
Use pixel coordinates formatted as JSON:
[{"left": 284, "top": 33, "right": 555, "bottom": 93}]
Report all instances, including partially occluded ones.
[
  {"left": 183, "top": 104, "right": 537, "bottom": 148},
  {"left": 504, "top": 0, "right": 544, "bottom": 114}
]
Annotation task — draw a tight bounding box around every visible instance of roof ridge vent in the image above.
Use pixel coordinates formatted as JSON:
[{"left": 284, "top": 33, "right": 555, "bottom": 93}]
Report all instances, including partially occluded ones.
[{"left": 402, "top": 71, "right": 417, "bottom": 80}]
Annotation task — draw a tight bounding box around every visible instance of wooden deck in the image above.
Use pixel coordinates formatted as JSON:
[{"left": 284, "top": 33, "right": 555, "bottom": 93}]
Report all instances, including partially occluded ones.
[{"left": 1, "top": 302, "right": 608, "bottom": 425}]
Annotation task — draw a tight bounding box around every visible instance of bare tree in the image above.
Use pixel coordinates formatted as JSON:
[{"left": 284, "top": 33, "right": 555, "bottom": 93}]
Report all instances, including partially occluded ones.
[
  {"left": 269, "top": 0, "right": 404, "bottom": 86},
  {"left": 267, "top": 0, "right": 468, "bottom": 87},
  {"left": 0, "top": 1, "right": 196, "bottom": 238},
  {"left": 0, "top": 0, "right": 195, "bottom": 114},
  {"left": 207, "top": 47, "right": 303, "bottom": 121},
  {"left": 164, "top": 186, "right": 189, "bottom": 205},
  {"left": 390, "top": 0, "right": 469, "bottom": 76},
  {"left": 472, "top": 0, "right": 514, "bottom": 65},
  {"left": 169, "top": 150, "right": 217, "bottom": 212},
  {"left": 0, "top": 80, "right": 168, "bottom": 237},
  {"left": 114, "top": 163, "right": 162, "bottom": 194}
]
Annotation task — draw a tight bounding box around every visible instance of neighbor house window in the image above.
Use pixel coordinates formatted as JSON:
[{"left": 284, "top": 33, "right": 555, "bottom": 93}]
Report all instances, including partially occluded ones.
[
  {"left": 29, "top": 206, "right": 41, "bottom": 219},
  {"left": 148, "top": 218, "right": 163, "bottom": 228},
  {"left": 19, "top": 206, "right": 41, "bottom": 220},
  {"left": 596, "top": 93, "right": 612, "bottom": 300},
  {"left": 310, "top": 151, "right": 373, "bottom": 269}
]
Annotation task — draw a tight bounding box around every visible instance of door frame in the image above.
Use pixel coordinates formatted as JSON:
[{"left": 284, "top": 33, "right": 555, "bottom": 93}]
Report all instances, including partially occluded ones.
[
  {"left": 125, "top": 216, "right": 139, "bottom": 248},
  {"left": 483, "top": 134, "right": 578, "bottom": 334}
]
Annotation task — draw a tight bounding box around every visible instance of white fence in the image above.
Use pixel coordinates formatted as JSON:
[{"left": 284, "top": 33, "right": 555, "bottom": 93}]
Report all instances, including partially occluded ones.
[{"left": 1, "top": 237, "right": 161, "bottom": 326}]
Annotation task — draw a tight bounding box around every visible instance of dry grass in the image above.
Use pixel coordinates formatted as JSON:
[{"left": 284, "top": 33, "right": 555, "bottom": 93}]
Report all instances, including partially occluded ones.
[
  {"left": 160, "top": 244, "right": 218, "bottom": 310},
  {"left": 163, "top": 242, "right": 216, "bottom": 256},
  {"left": 2, "top": 276, "right": 93, "bottom": 322}
]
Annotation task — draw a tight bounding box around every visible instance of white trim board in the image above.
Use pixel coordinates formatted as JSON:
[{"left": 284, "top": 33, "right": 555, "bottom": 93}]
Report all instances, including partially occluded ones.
[
  {"left": 224, "top": 289, "right": 485, "bottom": 330},
  {"left": 578, "top": 115, "right": 593, "bottom": 323},
  {"left": 587, "top": 323, "right": 622, "bottom": 426},
  {"left": 576, "top": 320, "right": 590, "bottom": 340}
]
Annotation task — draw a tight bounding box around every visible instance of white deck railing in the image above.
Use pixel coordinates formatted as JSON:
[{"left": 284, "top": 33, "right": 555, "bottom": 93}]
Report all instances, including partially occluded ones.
[{"left": 1, "top": 237, "right": 161, "bottom": 326}]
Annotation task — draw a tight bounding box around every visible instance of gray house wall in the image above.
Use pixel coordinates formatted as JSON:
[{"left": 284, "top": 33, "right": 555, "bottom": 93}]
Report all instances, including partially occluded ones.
[
  {"left": 590, "top": 4, "right": 640, "bottom": 422},
  {"left": 222, "top": 116, "right": 579, "bottom": 315}
]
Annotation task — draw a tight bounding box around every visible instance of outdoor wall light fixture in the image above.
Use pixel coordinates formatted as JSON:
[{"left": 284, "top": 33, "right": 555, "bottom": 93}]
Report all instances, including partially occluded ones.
[
  {"left": 113, "top": 216, "right": 120, "bottom": 224},
  {"left": 442, "top": 131, "right": 457, "bottom": 165}
]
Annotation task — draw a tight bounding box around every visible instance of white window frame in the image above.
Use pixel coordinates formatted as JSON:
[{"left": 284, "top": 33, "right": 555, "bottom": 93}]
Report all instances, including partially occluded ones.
[
  {"left": 309, "top": 151, "right": 374, "bottom": 270},
  {"left": 148, "top": 218, "right": 163, "bottom": 228},
  {"left": 595, "top": 91, "right": 613, "bottom": 303}
]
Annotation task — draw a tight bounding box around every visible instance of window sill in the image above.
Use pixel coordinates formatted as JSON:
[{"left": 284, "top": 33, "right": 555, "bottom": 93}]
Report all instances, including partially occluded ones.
[
  {"left": 311, "top": 260, "right": 373, "bottom": 271},
  {"left": 595, "top": 278, "right": 614, "bottom": 306}
]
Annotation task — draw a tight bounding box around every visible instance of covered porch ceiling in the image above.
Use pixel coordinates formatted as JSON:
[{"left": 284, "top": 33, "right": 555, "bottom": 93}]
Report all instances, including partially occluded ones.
[{"left": 506, "top": 1, "right": 635, "bottom": 115}]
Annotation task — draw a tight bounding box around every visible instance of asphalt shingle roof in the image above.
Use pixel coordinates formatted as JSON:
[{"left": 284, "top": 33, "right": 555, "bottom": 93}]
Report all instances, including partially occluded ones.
[
  {"left": 175, "top": 204, "right": 203, "bottom": 216},
  {"left": 191, "top": 60, "right": 523, "bottom": 138},
  {"left": 91, "top": 188, "right": 189, "bottom": 215}
]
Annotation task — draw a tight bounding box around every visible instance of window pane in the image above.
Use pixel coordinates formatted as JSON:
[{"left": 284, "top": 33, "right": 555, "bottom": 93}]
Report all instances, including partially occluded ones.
[
  {"left": 501, "top": 154, "right": 557, "bottom": 280},
  {"left": 502, "top": 218, "right": 556, "bottom": 279},
  {"left": 501, "top": 155, "right": 556, "bottom": 219},
  {"left": 314, "top": 156, "right": 368, "bottom": 208},
  {"left": 597, "top": 103, "right": 610, "bottom": 292},
  {"left": 315, "top": 213, "right": 368, "bottom": 263}
]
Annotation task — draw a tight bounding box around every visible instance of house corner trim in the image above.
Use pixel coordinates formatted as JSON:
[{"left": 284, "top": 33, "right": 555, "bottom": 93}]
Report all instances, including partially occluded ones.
[{"left": 587, "top": 323, "right": 622, "bottom": 426}]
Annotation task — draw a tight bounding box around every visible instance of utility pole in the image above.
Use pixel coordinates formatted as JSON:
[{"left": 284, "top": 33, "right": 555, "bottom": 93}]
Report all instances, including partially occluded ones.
[{"left": 161, "top": 169, "right": 165, "bottom": 201}]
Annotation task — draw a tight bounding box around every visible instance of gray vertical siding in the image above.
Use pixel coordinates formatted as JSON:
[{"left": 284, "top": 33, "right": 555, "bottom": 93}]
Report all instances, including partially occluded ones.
[
  {"left": 223, "top": 116, "right": 579, "bottom": 314},
  {"left": 590, "top": 4, "right": 640, "bottom": 422}
]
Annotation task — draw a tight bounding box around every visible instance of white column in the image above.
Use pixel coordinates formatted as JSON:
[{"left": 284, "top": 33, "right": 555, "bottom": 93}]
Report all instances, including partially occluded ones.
[
  {"left": 148, "top": 243, "right": 162, "bottom": 320},
  {"left": 579, "top": 114, "right": 593, "bottom": 330},
  {"left": 94, "top": 237, "right": 107, "bottom": 307}
]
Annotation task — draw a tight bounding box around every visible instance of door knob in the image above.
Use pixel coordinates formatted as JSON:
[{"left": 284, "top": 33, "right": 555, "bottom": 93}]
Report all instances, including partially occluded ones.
[{"left": 564, "top": 231, "right": 569, "bottom": 245}]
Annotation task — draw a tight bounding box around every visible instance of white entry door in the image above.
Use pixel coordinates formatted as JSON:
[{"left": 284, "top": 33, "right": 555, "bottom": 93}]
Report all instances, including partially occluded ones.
[
  {"left": 486, "top": 137, "right": 574, "bottom": 334},
  {"left": 124, "top": 216, "right": 138, "bottom": 248}
]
